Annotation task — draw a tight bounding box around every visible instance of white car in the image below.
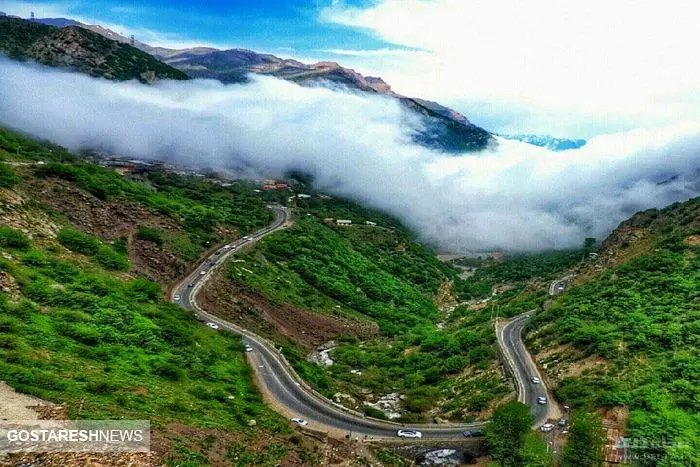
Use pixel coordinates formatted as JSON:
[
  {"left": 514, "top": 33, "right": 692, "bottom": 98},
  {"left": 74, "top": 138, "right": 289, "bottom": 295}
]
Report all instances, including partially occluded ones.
[
  {"left": 200, "top": 270, "right": 206, "bottom": 276},
  {"left": 291, "top": 418, "right": 308, "bottom": 426},
  {"left": 223, "top": 245, "right": 231, "bottom": 249},
  {"left": 537, "top": 396, "right": 548, "bottom": 405},
  {"left": 173, "top": 295, "right": 180, "bottom": 301},
  {"left": 244, "top": 345, "right": 253, "bottom": 352},
  {"left": 397, "top": 429, "right": 422, "bottom": 439},
  {"left": 206, "top": 322, "right": 219, "bottom": 330},
  {"left": 540, "top": 423, "right": 555, "bottom": 432},
  {"left": 530, "top": 376, "right": 541, "bottom": 384},
  {"left": 242, "top": 236, "right": 250, "bottom": 240}
]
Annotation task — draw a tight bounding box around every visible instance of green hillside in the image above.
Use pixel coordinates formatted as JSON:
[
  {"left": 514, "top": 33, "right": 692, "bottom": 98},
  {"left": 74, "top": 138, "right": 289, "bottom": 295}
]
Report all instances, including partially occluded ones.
[
  {"left": 0, "top": 17, "right": 187, "bottom": 82},
  {"left": 527, "top": 199, "right": 700, "bottom": 465},
  {"left": 0, "top": 128, "right": 334, "bottom": 464}
]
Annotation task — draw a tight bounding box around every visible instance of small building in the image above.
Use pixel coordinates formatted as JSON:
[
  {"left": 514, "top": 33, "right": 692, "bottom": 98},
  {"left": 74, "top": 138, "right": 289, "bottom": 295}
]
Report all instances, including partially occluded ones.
[
  {"left": 297, "top": 194, "right": 311, "bottom": 199},
  {"left": 336, "top": 219, "right": 352, "bottom": 226},
  {"left": 262, "top": 181, "right": 289, "bottom": 190},
  {"left": 365, "top": 221, "right": 377, "bottom": 226}
]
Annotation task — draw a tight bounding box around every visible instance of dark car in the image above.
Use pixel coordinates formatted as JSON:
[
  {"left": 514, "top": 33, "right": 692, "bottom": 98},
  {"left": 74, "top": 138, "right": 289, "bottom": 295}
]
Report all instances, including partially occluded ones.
[
  {"left": 463, "top": 429, "right": 484, "bottom": 438},
  {"left": 187, "top": 283, "right": 194, "bottom": 288}
]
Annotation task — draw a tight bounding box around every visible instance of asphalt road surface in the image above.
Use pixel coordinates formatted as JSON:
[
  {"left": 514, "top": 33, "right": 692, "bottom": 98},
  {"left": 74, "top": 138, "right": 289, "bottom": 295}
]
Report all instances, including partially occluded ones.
[
  {"left": 171, "top": 206, "right": 550, "bottom": 440},
  {"left": 497, "top": 313, "right": 552, "bottom": 427},
  {"left": 549, "top": 276, "right": 572, "bottom": 295}
]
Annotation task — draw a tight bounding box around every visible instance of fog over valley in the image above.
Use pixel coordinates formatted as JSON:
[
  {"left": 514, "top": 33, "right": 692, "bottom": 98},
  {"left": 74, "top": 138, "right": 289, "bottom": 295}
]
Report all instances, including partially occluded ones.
[{"left": 2, "top": 59, "right": 699, "bottom": 251}]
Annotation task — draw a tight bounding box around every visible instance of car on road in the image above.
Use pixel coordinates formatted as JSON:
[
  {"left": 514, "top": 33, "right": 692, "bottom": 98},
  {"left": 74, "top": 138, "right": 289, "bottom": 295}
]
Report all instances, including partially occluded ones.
[
  {"left": 537, "top": 396, "right": 547, "bottom": 405},
  {"left": 242, "top": 236, "right": 250, "bottom": 240},
  {"left": 463, "top": 429, "right": 484, "bottom": 438},
  {"left": 173, "top": 295, "right": 180, "bottom": 301},
  {"left": 540, "top": 423, "right": 555, "bottom": 432},
  {"left": 530, "top": 376, "right": 541, "bottom": 384},
  {"left": 291, "top": 418, "right": 308, "bottom": 426},
  {"left": 397, "top": 429, "right": 422, "bottom": 439},
  {"left": 187, "top": 283, "right": 194, "bottom": 288},
  {"left": 558, "top": 418, "right": 567, "bottom": 426},
  {"left": 223, "top": 245, "right": 230, "bottom": 249},
  {"left": 244, "top": 345, "right": 253, "bottom": 352},
  {"left": 200, "top": 270, "right": 206, "bottom": 276},
  {"left": 206, "top": 322, "right": 219, "bottom": 330}
]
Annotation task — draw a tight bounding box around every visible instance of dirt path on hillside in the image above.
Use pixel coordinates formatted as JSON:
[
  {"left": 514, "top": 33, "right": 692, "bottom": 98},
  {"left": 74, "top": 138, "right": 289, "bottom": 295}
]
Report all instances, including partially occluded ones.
[{"left": 0, "top": 381, "right": 53, "bottom": 420}]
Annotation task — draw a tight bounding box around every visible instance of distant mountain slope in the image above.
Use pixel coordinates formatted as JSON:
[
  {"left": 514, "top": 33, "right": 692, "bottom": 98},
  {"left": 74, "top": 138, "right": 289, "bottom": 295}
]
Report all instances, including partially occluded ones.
[
  {"left": 165, "top": 50, "right": 492, "bottom": 152},
  {"left": 0, "top": 17, "right": 187, "bottom": 83},
  {"left": 499, "top": 133, "right": 587, "bottom": 151},
  {"left": 29, "top": 16, "right": 492, "bottom": 153}
]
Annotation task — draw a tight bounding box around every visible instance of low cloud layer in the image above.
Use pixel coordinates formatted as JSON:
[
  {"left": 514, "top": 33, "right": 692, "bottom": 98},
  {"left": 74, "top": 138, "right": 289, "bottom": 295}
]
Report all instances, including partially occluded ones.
[
  {"left": 1, "top": 59, "right": 699, "bottom": 251},
  {"left": 321, "top": 0, "right": 700, "bottom": 138}
]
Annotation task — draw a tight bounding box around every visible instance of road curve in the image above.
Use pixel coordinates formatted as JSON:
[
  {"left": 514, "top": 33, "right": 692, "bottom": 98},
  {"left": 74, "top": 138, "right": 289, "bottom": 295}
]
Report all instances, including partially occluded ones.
[
  {"left": 549, "top": 276, "right": 572, "bottom": 296},
  {"left": 170, "top": 206, "right": 546, "bottom": 439},
  {"left": 497, "top": 313, "right": 557, "bottom": 427}
]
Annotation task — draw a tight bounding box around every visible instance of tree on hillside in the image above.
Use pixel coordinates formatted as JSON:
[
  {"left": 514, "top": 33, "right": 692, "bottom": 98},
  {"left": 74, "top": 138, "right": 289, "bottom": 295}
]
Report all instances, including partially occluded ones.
[
  {"left": 485, "top": 401, "right": 534, "bottom": 466},
  {"left": 562, "top": 411, "right": 606, "bottom": 467},
  {"left": 583, "top": 237, "right": 597, "bottom": 252},
  {"left": 520, "top": 432, "right": 554, "bottom": 467}
]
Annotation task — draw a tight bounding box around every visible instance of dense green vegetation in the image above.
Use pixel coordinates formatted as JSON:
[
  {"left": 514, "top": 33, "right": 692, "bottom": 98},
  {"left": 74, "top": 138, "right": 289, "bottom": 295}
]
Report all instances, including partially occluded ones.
[
  {"left": 0, "top": 163, "right": 20, "bottom": 188},
  {"left": 226, "top": 190, "right": 588, "bottom": 420},
  {"left": 562, "top": 412, "right": 606, "bottom": 467},
  {"left": 0, "top": 226, "right": 31, "bottom": 250},
  {"left": 1, "top": 126, "right": 271, "bottom": 266},
  {"left": 485, "top": 401, "right": 552, "bottom": 466},
  {"left": 230, "top": 197, "right": 514, "bottom": 419},
  {"left": 0, "top": 127, "right": 332, "bottom": 464},
  {"left": 259, "top": 217, "right": 438, "bottom": 335},
  {"left": 0, "top": 17, "right": 188, "bottom": 82},
  {"left": 136, "top": 225, "right": 164, "bottom": 246},
  {"left": 529, "top": 199, "right": 700, "bottom": 465},
  {"left": 57, "top": 227, "right": 130, "bottom": 271},
  {"left": 456, "top": 249, "right": 585, "bottom": 299},
  {"left": 0, "top": 226, "right": 285, "bottom": 433},
  {"left": 33, "top": 162, "right": 271, "bottom": 260},
  {"left": 0, "top": 126, "right": 75, "bottom": 162}
]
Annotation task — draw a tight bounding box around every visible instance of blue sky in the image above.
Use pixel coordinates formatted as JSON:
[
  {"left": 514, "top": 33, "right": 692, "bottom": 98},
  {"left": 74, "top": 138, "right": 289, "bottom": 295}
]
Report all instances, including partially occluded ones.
[
  {"left": 2, "top": 0, "right": 698, "bottom": 138},
  {"left": 1, "top": 0, "right": 394, "bottom": 55}
]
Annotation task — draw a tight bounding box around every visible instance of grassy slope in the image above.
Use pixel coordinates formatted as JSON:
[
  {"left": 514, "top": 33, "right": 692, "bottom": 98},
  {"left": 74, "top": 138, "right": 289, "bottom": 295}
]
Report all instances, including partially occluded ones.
[
  {"left": 0, "top": 127, "right": 272, "bottom": 264},
  {"left": 0, "top": 128, "right": 320, "bottom": 465},
  {"left": 229, "top": 195, "right": 518, "bottom": 421},
  {"left": 226, "top": 190, "right": 592, "bottom": 421},
  {"left": 0, "top": 16, "right": 187, "bottom": 82},
  {"left": 527, "top": 199, "right": 700, "bottom": 465}
]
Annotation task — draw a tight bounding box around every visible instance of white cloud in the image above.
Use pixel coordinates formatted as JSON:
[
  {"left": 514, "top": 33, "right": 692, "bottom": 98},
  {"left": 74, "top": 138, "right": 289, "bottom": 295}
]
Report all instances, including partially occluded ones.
[
  {"left": 320, "top": 0, "right": 700, "bottom": 138},
  {"left": 1, "top": 60, "right": 699, "bottom": 251},
  {"left": 319, "top": 48, "right": 425, "bottom": 58}
]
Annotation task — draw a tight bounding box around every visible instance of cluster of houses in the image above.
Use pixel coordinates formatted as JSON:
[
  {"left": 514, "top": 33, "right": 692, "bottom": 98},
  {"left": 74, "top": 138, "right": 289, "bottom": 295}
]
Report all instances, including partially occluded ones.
[
  {"left": 323, "top": 218, "right": 378, "bottom": 227},
  {"left": 101, "top": 158, "right": 166, "bottom": 178}
]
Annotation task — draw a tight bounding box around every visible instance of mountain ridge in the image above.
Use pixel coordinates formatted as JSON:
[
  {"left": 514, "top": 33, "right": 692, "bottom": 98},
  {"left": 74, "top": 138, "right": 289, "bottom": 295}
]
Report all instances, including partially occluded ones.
[
  {"left": 0, "top": 16, "right": 187, "bottom": 83},
  {"left": 499, "top": 133, "right": 587, "bottom": 151},
  {"left": 30, "top": 16, "right": 492, "bottom": 153}
]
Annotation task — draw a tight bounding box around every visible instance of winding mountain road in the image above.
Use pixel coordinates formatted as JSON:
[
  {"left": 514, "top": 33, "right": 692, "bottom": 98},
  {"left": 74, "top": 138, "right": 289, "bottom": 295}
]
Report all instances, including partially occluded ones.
[
  {"left": 170, "top": 206, "right": 552, "bottom": 439},
  {"left": 497, "top": 313, "right": 558, "bottom": 426}
]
